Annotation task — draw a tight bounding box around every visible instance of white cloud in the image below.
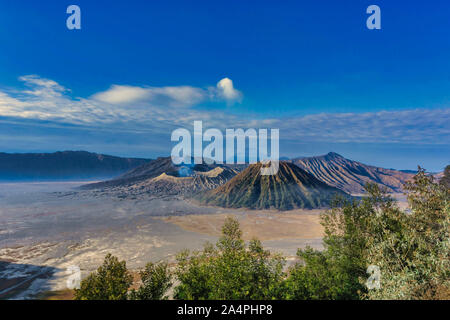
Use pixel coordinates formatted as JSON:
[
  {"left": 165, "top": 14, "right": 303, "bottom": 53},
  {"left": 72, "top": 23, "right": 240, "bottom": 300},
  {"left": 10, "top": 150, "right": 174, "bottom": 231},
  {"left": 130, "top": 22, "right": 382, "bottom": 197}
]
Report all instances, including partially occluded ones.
[
  {"left": 147, "top": 86, "right": 206, "bottom": 107},
  {"left": 216, "top": 77, "right": 242, "bottom": 103},
  {"left": 91, "top": 85, "right": 150, "bottom": 104},
  {"left": 19, "top": 75, "right": 68, "bottom": 98},
  {"left": 91, "top": 85, "right": 206, "bottom": 107},
  {"left": 0, "top": 75, "right": 448, "bottom": 146},
  {"left": 265, "top": 109, "right": 450, "bottom": 144},
  {"left": 0, "top": 75, "right": 245, "bottom": 125},
  {"left": 91, "top": 77, "right": 242, "bottom": 107}
]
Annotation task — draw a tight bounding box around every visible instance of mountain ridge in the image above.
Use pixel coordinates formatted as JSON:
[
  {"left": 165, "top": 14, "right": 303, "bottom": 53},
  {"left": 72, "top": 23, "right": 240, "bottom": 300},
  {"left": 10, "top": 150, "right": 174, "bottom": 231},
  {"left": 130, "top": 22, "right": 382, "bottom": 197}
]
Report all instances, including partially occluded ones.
[
  {"left": 291, "top": 152, "right": 414, "bottom": 194},
  {"left": 0, "top": 151, "right": 150, "bottom": 181},
  {"left": 82, "top": 156, "right": 235, "bottom": 189},
  {"left": 82, "top": 157, "right": 239, "bottom": 197}
]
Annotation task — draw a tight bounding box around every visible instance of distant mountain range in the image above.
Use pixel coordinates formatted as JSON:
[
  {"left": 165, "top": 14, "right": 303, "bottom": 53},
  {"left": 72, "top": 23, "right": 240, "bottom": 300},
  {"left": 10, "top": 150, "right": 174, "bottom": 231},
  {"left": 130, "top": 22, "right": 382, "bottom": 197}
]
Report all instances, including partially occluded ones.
[
  {"left": 0, "top": 151, "right": 150, "bottom": 181},
  {"left": 81, "top": 152, "right": 420, "bottom": 205},
  {"left": 0, "top": 150, "right": 427, "bottom": 209},
  {"left": 291, "top": 152, "right": 414, "bottom": 194},
  {"left": 197, "top": 161, "right": 347, "bottom": 210}
]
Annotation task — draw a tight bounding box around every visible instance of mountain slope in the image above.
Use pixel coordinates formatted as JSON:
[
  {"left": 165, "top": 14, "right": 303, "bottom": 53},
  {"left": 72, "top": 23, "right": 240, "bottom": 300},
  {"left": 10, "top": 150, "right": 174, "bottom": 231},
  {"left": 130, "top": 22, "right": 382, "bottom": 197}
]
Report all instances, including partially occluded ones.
[
  {"left": 83, "top": 156, "right": 231, "bottom": 189},
  {"left": 122, "top": 166, "right": 238, "bottom": 197},
  {"left": 198, "top": 161, "right": 348, "bottom": 210},
  {"left": 82, "top": 157, "right": 239, "bottom": 196},
  {"left": 291, "top": 152, "right": 414, "bottom": 194},
  {"left": 0, "top": 151, "right": 150, "bottom": 181}
]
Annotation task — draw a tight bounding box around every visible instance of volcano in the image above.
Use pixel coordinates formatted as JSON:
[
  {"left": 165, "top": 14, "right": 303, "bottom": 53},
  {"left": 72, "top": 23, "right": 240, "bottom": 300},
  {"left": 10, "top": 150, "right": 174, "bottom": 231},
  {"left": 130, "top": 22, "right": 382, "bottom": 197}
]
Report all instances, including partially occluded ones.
[
  {"left": 82, "top": 157, "right": 228, "bottom": 189},
  {"left": 82, "top": 157, "right": 239, "bottom": 197},
  {"left": 197, "top": 161, "right": 348, "bottom": 210}
]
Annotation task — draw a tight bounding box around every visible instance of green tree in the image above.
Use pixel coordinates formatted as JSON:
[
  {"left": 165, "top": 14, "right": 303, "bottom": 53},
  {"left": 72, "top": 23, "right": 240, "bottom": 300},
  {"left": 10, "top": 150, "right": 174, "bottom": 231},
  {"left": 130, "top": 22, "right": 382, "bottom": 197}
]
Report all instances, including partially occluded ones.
[
  {"left": 284, "top": 189, "right": 377, "bottom": 300},
  {"left": 74, "top": 253, "right": 132, "bottom": 300},
  {"left": 129, "top": 262, "right": 172, "bottom": 300},
  {"left": 284, "top": 168, "right": 449, "bottom": 300},
  {"left": 365, "top": 169, "right": 450, "bottom": 299},
  {"left": 440, "top": 165, "right": 450, "bottom": 189},
  {"left": 174, "top": 216, "right": 285, "bottom": 300}
]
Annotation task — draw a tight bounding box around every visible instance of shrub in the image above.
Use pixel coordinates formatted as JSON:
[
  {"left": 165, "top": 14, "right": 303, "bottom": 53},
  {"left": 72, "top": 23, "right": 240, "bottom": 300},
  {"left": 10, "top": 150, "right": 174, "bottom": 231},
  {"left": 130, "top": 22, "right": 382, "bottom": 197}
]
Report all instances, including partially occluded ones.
[
  {"left": 129, "top": 262, "right": 172, "bottom": 300},
  {"left": 284, "top": 168, "right": 450, "bottom": 300},
  {"left": 174, "top": 216, "right": 285, "bottom": 300},
  {"left": 74, "top": 253, "right": 132, "bottom": 300},
  {"left": 365, "top": 169, "right": 450, "bottom": 299}
]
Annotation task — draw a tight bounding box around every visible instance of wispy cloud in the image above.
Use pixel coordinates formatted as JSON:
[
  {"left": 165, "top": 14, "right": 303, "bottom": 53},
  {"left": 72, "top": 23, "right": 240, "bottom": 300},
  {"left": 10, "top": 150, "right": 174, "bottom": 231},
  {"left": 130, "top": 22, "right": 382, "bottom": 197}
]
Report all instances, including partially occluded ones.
[
  {"left": 0, "top": 75, "right": 448, "bottom": 147},
  {"left": 0, "top": 75, "right": 244, "bottom": 126},
  {"left": 266, "top": 109, "right": 450, "bottom": 144}
]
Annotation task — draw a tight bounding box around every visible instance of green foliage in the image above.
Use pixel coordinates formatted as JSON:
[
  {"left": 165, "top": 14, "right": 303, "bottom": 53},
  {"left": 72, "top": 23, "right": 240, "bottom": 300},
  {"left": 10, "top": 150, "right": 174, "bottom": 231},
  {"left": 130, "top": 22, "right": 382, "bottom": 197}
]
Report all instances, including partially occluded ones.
[
  {"left": 284, "top": 168, "right": 450, "bottom": 300},
  {"left": 284, "top": 191, "right": 376, "bottom": 300},
  {"left": 129, "top": 262, "right": 172, "bottom": 300},
  {"left": 283, "top": 248, "right": 336, "bottom": 299},
  {"left": 74, "top": 253, "right": 132, "bottom": 300},
  {"left": 365, "top": 169, "right": 450, "bottom": 299},
  {"left": 174, "top": 216, "right": 285, "bottom": 300},
  {"left": 441, "top": 165, "right": 450, "bottom": 189}
]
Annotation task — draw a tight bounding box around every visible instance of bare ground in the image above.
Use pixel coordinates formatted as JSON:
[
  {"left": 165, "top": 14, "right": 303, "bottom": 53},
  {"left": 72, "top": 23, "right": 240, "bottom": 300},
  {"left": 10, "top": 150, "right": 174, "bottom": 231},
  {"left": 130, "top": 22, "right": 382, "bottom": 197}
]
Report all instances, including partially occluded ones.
[
  {"left": 0, "top": 182, "right": 326, "bottom": 299},
  {"left": 0, "top": 182, "right": 409, "bottom": 299}
]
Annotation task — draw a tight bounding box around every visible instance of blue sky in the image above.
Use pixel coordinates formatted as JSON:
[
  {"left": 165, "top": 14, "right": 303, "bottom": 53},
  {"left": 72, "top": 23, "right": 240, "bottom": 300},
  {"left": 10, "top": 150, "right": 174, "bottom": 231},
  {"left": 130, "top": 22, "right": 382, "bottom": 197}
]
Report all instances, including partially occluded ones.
[{"left": 0, "top": 0, "right": 449, "bottom": 171}]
